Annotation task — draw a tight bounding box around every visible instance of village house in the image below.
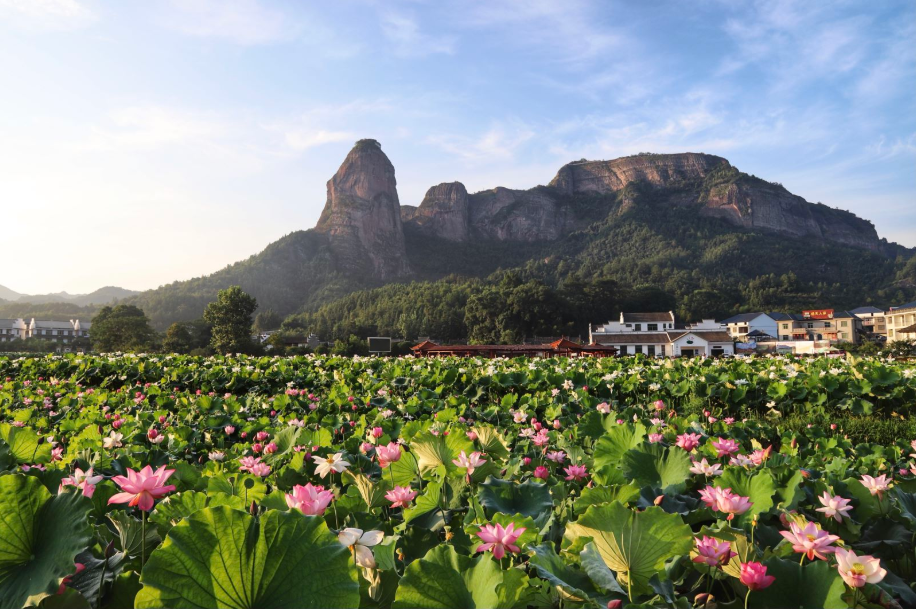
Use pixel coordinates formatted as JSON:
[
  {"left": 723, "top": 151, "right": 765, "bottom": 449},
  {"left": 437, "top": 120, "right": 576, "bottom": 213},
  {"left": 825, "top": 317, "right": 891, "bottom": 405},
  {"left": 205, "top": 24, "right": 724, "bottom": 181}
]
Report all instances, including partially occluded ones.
[
  {"left": 885, "top": 301, "right": 916, "bottom": 341},
  {"left": 851, "top": 306, "right": 887, "bottom": 339},
  {"left": 0, "top": 318, "right": 28, "bottom": 343},
  {"left": 589, "top": 312, "right": 735, "bottom": 357}
]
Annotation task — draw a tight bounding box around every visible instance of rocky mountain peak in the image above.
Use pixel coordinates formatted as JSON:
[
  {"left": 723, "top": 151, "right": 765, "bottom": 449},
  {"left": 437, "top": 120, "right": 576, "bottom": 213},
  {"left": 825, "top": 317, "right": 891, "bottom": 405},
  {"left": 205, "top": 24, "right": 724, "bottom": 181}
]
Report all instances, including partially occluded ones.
[
  {"left": 315, "top": 139, "right": 410, "bottom": 278},
  {"left": 549, "top": 152, "right": 729, "bottom": 195},
  {"left": 410, "top": 182, "right": 470, "bottom": 241}
]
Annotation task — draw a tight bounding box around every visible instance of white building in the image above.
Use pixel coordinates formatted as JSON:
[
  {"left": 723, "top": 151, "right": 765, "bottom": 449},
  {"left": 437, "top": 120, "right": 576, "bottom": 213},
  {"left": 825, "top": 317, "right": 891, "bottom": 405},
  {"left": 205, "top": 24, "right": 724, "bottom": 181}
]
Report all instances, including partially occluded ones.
[
  {"left": 0, "top": 318, "right": 27, "bottom": 343},
  {"left": 590, "top": 312, "right": 675, "bottom": 336},
  {"left": 26, "top": 318, "right": 91, "bottom": 346},
  {"left": 591, "top": 311, "right": 734, "bottom": 357},
  {"left": 886, "top": 301, "right": 916, "bottom": 341},
  {"left": 720, "top": 313, "right": 783, "bottom": 341},
  {"left": 850, "top": 306, "right": 886, "bottom": 338}
]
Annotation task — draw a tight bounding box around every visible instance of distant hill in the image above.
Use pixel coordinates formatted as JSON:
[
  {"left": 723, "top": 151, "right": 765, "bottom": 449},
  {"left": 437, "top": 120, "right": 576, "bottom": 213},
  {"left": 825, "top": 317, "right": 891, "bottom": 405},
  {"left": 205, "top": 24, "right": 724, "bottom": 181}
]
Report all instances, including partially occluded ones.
[
  {"left": 0, "top": 285, "right": 139, "bottom": 307},
  {"left": 124, "top": 140, "right": 915, "bottom": 330}
]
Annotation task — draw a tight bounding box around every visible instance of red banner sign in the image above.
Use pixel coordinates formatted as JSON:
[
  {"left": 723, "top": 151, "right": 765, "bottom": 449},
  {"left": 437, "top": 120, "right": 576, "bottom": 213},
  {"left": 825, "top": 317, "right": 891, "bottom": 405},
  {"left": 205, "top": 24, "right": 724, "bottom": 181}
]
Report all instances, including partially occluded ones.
[{"left": 802, "top": 309, "right": 834, "bottom": 320}]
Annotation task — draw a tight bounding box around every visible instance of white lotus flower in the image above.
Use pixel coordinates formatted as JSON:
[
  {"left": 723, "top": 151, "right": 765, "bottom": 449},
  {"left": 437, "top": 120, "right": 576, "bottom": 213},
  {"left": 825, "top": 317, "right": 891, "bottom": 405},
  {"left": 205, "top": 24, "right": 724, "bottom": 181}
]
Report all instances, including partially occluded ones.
[
  {"left": 312, "top": 452, "right": 351, "bottom": 478},
  {"left": 339, "top": 528, "right": 384, "bottom": 568},
  {"left": 103, "top": 432, "right": 123, "bottom": 449}
]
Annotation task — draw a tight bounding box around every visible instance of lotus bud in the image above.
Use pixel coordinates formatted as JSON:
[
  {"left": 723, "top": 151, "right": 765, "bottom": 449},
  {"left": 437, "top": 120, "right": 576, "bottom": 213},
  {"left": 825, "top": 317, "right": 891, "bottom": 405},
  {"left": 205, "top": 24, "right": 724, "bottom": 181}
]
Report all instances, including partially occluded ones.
[{"left": 694, "top": 593, "right": 716, "bottom": 608}]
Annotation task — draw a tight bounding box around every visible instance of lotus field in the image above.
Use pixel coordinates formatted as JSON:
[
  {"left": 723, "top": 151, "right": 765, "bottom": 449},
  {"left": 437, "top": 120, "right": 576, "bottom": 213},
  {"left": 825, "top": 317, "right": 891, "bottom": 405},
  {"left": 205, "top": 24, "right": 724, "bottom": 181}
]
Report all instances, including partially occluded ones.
[{"left": 2, "top": 353, "right": 916, "bottom": 609}]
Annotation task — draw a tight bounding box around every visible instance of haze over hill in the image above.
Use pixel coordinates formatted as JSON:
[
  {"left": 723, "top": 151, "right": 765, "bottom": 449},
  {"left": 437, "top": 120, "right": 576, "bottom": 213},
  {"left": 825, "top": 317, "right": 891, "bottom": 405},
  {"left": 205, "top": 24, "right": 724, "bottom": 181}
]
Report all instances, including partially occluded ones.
[
  {"left": 0, "top": 285, "right": 139, "bottom": 307},
  {"left": 120, "top": 140, "right": 915, "bottom": 330}
]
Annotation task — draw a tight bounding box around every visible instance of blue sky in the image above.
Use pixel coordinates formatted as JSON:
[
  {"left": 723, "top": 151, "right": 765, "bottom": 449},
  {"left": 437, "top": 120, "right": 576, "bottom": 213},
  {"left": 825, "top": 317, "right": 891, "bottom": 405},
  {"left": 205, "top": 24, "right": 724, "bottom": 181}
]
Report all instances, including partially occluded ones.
[{"left": 0, "top": 0, "right": 913, "bottom": 294}]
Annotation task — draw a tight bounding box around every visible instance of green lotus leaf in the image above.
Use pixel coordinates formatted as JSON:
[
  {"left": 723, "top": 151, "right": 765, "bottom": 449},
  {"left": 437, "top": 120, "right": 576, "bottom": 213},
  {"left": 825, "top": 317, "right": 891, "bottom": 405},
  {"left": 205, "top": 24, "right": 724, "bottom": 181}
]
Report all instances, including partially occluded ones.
[
  {"left": 749, "top": 558, "right": 846, "bottom": 609},
  {"left": 593, "top": 424, "right": 647, "bottom": 471},
  {"left": 0, "top": 475, "right": 93, "bottom": 609},
  {"left": 135, "top": 506, "right": 359, "bottom": 609},
  {"left": 150, "top": 490, "right": 245, "bottom": 534},
  {"left": 621, "top": 444, "right": 692, "bottom": 493},
  {"left": 564, "top": 502, "right": 692, "bottom": 598},
  {"left": 207, "top": 473, "right": 267, "bottom": 505},
  {"left": 713, "top": 468, "right": 776, "bottom": 526},
  {"left": 574, "top": 484, "right": 641, "bottom": 515},
  {"left": 392, "top": 545, "right": 528, "bottom": 609},
  {"left": 0, "top": 424, "right": 52, "bottom": 464},
  {"left": 477, "top": 477, "right": 554, "bottom": 521},
  {"left": 528, "top": 543, "right": 613, "bottom": 606}
]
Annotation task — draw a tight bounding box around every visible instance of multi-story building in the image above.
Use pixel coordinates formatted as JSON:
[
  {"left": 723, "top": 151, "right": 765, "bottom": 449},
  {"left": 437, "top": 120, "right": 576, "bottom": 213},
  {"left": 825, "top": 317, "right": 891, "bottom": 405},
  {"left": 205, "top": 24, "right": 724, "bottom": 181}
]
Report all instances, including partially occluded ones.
[
  {"left": 0, "top": 318, "right": 28, "bottom": 343},
  {"left": 770, "top": 310, "right": 862, "bottom": 344},
  {"left": 590, "top": 312, "right": 735, "bottom": 357},
  {"left": 26, "top": 319, "right": 91, "bottom": 347},
  {"left": 590, "top": 311, "right": 676, "bottom": 334},
  {"left": 721, "top": 313, "right": 783, "bottom": 341},
  {"left": 851, "top": 306, "right": 887, "bottom": 338},
  {"left": 886, "top": 301, "right": 916, "bottom": 341}
]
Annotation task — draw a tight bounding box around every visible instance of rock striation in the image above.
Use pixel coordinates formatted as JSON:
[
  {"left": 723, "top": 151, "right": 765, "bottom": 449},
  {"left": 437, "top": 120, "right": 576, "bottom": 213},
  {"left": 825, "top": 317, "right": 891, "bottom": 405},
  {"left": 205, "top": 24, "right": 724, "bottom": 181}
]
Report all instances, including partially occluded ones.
[
  {"left": 549, "top": 153, "right": 727, "bottom": 194},
  {"left": 314, "top": 139, "right": 410, "bottom": 278}
]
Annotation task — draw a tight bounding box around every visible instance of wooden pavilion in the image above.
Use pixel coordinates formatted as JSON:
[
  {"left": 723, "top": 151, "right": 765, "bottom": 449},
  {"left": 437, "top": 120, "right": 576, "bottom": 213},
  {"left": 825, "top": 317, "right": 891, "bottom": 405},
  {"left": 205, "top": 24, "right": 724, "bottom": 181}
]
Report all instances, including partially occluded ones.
[{"left": 410, "top": 338, "right": 617, "bottom": 358}]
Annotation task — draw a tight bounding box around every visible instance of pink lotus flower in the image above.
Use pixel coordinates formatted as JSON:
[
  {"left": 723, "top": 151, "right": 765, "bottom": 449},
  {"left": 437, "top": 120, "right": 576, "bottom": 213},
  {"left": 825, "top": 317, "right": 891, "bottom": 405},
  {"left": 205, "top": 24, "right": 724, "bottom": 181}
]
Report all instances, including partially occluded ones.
[
  {"left": 860, "top": 474, "right": 891, "bottom": 497},
  {"left": 238, "top": 456, "right": 262, "bottom": 472},
  {"left": 57, "top": 563, "right": 85, "bottom": 595},
  {"left": 467, "top": 430, "right": 478, "bottom": 441},
  {"left": 376, "top": 442, "right": 402, "bottom": 468},
  {"left": 286, "top": 483, "right": 334, "bottom": 515},
  {"left": 250, "top": 462, "right": 271, "bottom": 477},
  {"left": 452, "top": 451, "right": 487, "bottom": 477},
  {"left": 749, "top": 446, "right": 772, "bottom": 466},
  {"left": 653, "top": 399, "right": 665, "bottom": 411},
  {"left": 476, "top": 522, "right": 525, "bottom": 559},
  {"left": 371, "top": 426, "right": 384, "bottom": 439},
  {"left": 676, "top": 433, "right": 702, "bottom": 452},
  {"left": 255, "top": 431, "right": 269, "bottom": 442},
  {"left": 834, "top": 548, "right": 886, "bottom": 588},
  {"left": 546, "top": 450, "right": 566, "bottom": 463},
  {"left": 564, "top": 464, "right": 588, "bottom": 481},
  {"left": 225, "top": 425, "right": 235, "bottom": 435},
  {"left": 711, "top": 437, "right": 740, "bottom": 458},
  {"left": 60, "top": 467, "right": 103, "bottom": 498},
  {"left": 385, "top": 485, "right": 417, "bottom": 509},
  {"left": 815, "top": 492, "right": 853, "bottom": 523},
  {"left": 533, "top": 466, "right": 549, "bottom": 480},
  {"left": 692, "top": 536, "right": 736, "bottom": 568},
  {"left": 699, "top": 485, "right": 752, "bottom": 519},
  {"left": 648, "top": 433, "right": 664, "bottom": 444},
  {"left": 264, "top": 442, "right": 278, "bottom": 455},
  {"left": 779, "top": 521, "right": 839, "bottom": 560},
  {"left": 108, "top": 465, "right": 176, "bottom": 511},
  {"left": 739, "top": 562, "right": 774, "bottom": 590}
]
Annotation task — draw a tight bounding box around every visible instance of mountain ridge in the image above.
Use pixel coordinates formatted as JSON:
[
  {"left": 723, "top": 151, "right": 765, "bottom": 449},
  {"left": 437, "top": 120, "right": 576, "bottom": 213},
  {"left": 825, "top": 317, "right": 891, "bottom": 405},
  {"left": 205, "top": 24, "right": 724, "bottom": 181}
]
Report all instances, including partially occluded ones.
[
  {"left": 0, "top": 285, "right": 139, "bottom": 307},
  {"left": 122, "top": 140, "right": 913, "bottom": 329}
]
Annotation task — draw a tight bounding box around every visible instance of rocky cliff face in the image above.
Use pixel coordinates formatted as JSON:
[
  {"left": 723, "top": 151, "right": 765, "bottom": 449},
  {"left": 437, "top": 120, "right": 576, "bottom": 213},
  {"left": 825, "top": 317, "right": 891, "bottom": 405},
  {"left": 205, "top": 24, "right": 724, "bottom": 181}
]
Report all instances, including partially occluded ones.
[
  {"left": 700, "top": 177, "right": 882, "bottom": 251},
  {"left": 410, "top": 182, "right": 470, "bottom": 241},
  {"left": 549, "top": 153, "right": 727, "bottom": 194},
  {"left": 314, "top": 139, "right": 410, "bottom": 278}
]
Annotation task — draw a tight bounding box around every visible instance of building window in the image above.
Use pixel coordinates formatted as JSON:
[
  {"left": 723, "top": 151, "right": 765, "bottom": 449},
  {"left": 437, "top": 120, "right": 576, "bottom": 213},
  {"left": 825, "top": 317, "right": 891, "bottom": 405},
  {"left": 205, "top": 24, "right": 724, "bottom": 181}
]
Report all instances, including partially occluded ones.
[
  {"left": 841, "top": 320, "right": 848, "bottom": 327},
  {"left": 824, "top": 322, "right": 831, "bottom": 328},
  {"left": 635, "top": 324, "right": 642, "bottom": 331},
  {"left": 635, "top": 345, "right": 643, "bottom": 354},
  {"left": 647, "top": 324, "right": 658, "bottom": 331},
  {"left": 647, "top": 345, "right": 656, "bottom": 356},
  {"left": 782, "top": 323, "right": 789, "bottom": 330},
  {"left": 659, "top": 345, "right": 665, "bottom": 356},
  {"left": 807, "top": 323, "right": 814, "bottom": 329},
  {"left": 782, "top": 335, "right": 789, "bottom": 340},
  {"left": 619, "top": 345, "right": 627, "bottom": 355}
]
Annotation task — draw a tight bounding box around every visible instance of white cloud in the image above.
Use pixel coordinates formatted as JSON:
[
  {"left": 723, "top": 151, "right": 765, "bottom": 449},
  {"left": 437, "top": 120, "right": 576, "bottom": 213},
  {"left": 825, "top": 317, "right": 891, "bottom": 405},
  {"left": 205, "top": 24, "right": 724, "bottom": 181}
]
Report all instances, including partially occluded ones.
[
  {"left": 84, "top": 106, "right": 228, "bottom": 150},
  {"left": 162, "top": 0, "right": 294, "bottom": 45},
  {"left": 0, "top": 0, "right": 95, "bottom": 31},
  {"left": 380, "top": 11, "right": 456, "bottom": 57},
  {"left": 428, "top": 121, "right": 535, "bottom": 163}
]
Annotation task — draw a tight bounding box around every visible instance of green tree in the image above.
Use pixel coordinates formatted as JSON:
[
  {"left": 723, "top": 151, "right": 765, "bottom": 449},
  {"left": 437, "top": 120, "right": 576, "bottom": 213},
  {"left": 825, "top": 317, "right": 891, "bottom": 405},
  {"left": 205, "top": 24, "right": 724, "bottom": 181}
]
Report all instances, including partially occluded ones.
[
  {"left": 90, "top": 305, "right": 157, "bottom": 352},
  {"left": 203, "top": 286, "right": 258, "bottom": 354},
  {"left": 162, "top": 319, "right": 212, "bottom": 354}
]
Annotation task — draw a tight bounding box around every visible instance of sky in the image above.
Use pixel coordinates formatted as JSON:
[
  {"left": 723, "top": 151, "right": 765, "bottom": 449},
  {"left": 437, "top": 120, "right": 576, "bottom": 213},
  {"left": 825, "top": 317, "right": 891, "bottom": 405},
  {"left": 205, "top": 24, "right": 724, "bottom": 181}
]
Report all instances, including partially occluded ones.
[{"left": 0, "top": 0, "right": 914, "bottom": 295}]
